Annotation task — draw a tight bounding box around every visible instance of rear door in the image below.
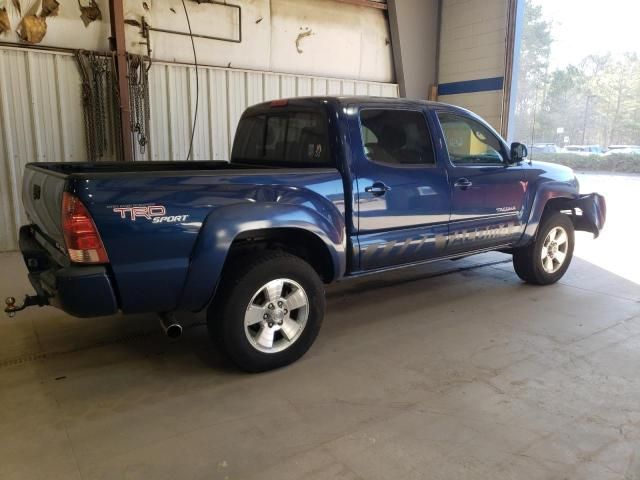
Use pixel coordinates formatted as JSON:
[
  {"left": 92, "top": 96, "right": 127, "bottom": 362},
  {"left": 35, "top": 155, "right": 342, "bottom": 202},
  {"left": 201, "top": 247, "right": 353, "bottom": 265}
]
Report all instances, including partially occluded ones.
[
  {"left": 350, "top": 105, "right": 450, "bottom": 270},
  {"left": 434, "top": 110, "right": 527, "bottom": 254}
]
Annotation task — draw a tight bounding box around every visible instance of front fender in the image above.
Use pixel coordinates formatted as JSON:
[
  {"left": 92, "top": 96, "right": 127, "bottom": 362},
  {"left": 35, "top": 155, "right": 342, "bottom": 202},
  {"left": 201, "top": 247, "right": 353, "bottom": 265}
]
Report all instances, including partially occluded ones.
[
  {"left": 177, "top": 203, "right": 346, "bottom": 312},
  {"left": 516, "top": 184, "right": 606, "bottom": 247},
  {"left": 515, "top": 181, "right": 577, "bottom": 247}
]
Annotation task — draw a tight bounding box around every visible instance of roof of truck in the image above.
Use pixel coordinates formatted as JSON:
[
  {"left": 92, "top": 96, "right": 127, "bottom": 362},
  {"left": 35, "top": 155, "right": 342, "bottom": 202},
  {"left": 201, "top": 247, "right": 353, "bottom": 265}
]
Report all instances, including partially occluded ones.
[{"left": 244, "top": 95, "right": 470, "bottom": 115}]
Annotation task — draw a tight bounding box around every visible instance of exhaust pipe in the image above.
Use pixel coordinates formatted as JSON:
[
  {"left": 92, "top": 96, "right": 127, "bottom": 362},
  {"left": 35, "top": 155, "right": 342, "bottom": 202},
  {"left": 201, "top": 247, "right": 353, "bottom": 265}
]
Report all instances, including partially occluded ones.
[{"left": 159, "top": 312, "right": 183, "bottom": 339}]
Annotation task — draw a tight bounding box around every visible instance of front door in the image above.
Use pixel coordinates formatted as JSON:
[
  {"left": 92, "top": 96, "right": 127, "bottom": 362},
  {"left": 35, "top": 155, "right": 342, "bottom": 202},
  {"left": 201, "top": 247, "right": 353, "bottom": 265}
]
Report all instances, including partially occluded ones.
[
  {"left": 352, "top": 107, "right": 451, "bottom": 270},
  {"left": 435, "top": 111, "right": 527, "bottom": 254}
]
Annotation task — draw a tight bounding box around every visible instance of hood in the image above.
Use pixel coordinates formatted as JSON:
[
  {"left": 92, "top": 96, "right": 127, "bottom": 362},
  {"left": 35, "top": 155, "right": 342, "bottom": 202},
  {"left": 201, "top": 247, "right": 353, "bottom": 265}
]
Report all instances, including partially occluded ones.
[{"left": 527, "top": 160, "right": 576, "bottom": 182}]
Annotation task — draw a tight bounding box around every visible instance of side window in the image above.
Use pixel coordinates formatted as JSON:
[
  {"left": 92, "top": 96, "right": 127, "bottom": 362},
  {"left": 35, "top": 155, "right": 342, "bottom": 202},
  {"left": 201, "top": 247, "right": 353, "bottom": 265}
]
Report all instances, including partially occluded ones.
[
  {"left": 437, "top": 113, "right": 504, "bottom": 166},
  {"left": 359, "top": 109, "right": 435, "bottom": 166},
  {"left": 232, "top": 112, "right": 329, "bottom": 164}
]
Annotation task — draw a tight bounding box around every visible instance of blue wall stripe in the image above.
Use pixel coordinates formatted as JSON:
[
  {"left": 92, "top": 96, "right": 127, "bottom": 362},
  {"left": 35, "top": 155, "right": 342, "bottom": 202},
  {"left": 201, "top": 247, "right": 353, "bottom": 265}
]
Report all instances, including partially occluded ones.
[{"left": 438, "top": 77, "right": 504, "bottom": 96}]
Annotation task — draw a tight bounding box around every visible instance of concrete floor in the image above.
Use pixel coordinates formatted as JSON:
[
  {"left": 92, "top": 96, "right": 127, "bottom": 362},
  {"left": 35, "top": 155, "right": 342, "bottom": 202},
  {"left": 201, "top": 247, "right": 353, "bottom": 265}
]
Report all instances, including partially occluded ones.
[{"left": 1, "top": 173, "right": 639, "bottom": 480}]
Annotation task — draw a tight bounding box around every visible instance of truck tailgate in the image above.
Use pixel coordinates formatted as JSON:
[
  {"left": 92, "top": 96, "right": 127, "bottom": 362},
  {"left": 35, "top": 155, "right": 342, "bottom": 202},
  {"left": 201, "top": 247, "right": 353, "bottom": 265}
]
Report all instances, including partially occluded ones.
[{"left": 22, "top": 165, "right": 67, "bottom": 248}]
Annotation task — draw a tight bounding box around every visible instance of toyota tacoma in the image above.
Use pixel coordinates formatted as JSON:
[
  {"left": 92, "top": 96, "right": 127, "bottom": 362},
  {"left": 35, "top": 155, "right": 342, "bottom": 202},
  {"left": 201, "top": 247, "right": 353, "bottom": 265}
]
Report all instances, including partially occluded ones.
[{"left": 5, "top": 97, "right": 606, "bottom": 371}]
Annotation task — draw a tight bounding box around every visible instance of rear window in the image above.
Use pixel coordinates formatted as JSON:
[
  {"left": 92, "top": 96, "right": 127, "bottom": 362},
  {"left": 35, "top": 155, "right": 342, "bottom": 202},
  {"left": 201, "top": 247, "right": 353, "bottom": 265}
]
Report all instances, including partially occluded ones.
[{"left": 232, "top": 111, "right": 330, "bottom": 165}]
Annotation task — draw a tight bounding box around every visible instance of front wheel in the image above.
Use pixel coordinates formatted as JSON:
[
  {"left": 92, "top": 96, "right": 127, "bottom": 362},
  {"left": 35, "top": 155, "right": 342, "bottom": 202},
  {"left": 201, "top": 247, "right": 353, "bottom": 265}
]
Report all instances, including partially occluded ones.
[
  {"left": 208, "top": 252, "right": 325, "bottom": 372},
  {"left": 513, "top": 212, "right": 575, "bottom": 285}
]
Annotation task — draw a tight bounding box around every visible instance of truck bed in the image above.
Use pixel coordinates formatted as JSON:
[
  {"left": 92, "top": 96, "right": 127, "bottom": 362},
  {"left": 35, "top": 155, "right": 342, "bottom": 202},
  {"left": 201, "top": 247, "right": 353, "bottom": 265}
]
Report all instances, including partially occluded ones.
[
  {"left": 22, "top": 161, "right": 346, "bottom": 314},
  {"left": 31, "top": 160, "right": 297, "bottom": 176}
]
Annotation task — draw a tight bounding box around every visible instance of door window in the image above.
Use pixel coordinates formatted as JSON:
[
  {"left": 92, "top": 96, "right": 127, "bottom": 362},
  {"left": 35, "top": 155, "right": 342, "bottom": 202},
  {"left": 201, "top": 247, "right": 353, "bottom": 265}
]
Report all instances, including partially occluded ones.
[
  {"left": 437, "top": 113, "right": 505, "bottom": 166},
  {"left": 359, "top": 109, "right": 435, "bottom": 166}
]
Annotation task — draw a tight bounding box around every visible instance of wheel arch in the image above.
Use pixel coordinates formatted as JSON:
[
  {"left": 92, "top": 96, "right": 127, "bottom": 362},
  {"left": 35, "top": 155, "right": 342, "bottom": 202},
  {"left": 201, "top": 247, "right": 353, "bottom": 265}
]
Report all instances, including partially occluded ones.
[
  {"left": 225, "top": 227, "right": 337, "bottom": 284},
  {"left": 516, "top": 182, "right": 578, "bottom": 247},
  {"left": 177, "top": 203, "right": 346, "bottom": 312}
]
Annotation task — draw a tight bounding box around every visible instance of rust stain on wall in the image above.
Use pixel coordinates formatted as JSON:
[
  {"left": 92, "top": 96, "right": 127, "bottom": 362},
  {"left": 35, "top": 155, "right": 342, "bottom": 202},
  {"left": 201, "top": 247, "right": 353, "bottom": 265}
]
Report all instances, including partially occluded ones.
[{"left": 295, "top": 28, "right": 313, "bottom": 54}]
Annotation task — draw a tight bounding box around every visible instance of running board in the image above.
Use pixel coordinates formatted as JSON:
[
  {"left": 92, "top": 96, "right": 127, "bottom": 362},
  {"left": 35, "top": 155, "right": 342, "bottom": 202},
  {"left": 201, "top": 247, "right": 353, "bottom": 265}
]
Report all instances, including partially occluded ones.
[{"left": 346, "top": 244, "right": 512, "bottom": 278}]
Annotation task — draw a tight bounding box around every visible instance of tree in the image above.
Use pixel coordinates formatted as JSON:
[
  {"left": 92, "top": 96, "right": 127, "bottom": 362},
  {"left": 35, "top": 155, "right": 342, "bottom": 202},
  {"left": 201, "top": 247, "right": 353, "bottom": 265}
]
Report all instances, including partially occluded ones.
[
  {"left": 603, "top": 53, "right": 640, "bottom": 145},
  {"left": 512, "top": 0, "right": 553, "bottom": 144},
  {"left": 511, "top": 2, "right": 640, "bottom": 147},
  {"left": 537, "top": 66, "right": 584, "bottom": 144}
]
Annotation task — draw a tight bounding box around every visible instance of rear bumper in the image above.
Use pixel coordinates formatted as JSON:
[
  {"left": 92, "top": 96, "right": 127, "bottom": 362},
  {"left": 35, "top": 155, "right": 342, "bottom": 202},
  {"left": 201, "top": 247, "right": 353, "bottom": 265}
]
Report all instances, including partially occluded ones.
[{"left": 19, "top": 226, "right": 119, "bottom": 318}]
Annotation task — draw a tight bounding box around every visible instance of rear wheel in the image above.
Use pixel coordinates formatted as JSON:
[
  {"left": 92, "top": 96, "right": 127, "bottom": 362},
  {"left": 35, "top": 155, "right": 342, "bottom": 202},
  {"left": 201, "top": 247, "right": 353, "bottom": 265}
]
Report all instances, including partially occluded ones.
[
  {"left": 208, "top": 252, "right": 325, "bottom": 372},
  {"left": 513, "top": 212, "right": 574, "bottom": 285}
]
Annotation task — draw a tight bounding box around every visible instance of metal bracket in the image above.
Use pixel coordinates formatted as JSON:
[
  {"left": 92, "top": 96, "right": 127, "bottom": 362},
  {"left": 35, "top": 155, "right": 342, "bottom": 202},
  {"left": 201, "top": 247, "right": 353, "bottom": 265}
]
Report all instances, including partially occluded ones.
[
  {"left": 4, "top": 295, "right": 47, "bottom": 318},
  {"left": 140, "top": 1, "right": 242, "bottom": 47}
]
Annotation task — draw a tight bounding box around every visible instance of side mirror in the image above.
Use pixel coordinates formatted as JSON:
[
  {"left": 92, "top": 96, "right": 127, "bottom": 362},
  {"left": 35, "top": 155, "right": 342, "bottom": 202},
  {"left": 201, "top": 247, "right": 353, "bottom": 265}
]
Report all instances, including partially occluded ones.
[{"left": 510, "top": 142, "right": 528, "bottom": 163}]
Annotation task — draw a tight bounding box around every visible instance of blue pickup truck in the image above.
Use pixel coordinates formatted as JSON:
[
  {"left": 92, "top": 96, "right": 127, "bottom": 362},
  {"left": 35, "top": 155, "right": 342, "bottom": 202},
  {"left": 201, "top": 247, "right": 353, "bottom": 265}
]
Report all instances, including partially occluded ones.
[{"left": 5, "top": 97, "right": 606, "bottom": 371}]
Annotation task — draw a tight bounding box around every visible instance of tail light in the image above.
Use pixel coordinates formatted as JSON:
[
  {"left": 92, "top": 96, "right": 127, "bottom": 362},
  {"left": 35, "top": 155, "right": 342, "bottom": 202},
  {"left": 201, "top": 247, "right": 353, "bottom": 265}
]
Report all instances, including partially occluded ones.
[{"left": 61, "top": 192, "right": 109, "bottom": 264}]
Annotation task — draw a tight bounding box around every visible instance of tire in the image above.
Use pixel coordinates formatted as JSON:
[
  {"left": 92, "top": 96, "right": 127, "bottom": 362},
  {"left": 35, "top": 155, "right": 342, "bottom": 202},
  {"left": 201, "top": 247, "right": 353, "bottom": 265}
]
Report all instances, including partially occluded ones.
[
  {"left": 208, "top": 251, "right": 325, "bottom": 372},
  {"left": 513, "top": 211, "right": 575, "bottom": 285}
]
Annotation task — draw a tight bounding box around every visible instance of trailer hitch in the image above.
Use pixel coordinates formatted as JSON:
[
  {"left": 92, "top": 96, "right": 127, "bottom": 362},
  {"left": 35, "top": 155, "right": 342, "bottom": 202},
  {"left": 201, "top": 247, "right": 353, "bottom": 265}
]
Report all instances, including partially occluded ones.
[{"left": 4, "top": 295, "right": 47, "bottom": 318}]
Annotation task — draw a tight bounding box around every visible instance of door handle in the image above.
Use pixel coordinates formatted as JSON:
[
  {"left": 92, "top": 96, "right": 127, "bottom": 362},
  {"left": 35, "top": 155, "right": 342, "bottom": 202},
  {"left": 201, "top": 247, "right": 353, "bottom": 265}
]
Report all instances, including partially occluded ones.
[
  {"left": 454, "top": 178, "right": 473, "bottom": 189},
  {"left": 365, "top": 182, "right": 391, "bottom": 196}
]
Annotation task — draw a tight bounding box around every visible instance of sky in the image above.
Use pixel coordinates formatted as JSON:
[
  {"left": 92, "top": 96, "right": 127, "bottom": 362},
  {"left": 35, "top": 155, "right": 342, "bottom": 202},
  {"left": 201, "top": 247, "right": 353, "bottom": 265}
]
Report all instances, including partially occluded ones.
[{"left": 532, "top": 0, "right": 640, "bottom": 69}]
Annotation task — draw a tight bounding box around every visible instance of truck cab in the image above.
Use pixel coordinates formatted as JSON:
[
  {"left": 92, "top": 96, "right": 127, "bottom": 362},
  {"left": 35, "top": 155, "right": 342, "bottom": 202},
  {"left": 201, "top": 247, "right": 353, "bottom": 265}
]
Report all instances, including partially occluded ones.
[{"left": 234, "top": 97, "right": 579, "bottom": 273}]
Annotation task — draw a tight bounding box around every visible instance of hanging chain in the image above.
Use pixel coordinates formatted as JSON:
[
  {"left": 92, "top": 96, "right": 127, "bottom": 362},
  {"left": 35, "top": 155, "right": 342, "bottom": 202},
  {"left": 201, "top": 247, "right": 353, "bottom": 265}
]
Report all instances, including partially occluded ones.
[
  {"left": 143, "top": 60, "right": 151, "bottom": 153},
  {"left": 91, "top": 52, "right": 108, "bottom": 158},
  {"left": 75, "top": 50, "right": 122, "bottom": 162},
  {"left": 76, "top": 51, "right": 151, "bottom": 161},
  {"left": 76, "top": 51, "right": 97, "bottom": 162},
  {"left": 127, "top": 54, "right": 150, "bottom": 155},
  {"left": 105, "top": 53, "right": 114, "bottom": 156}
]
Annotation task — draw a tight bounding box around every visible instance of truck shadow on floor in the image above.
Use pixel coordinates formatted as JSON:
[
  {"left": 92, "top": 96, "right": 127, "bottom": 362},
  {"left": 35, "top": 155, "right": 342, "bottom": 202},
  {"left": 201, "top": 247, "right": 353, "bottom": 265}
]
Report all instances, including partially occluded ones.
[{"left": 4, "top": 254, "right": 639, "bottom": 382}]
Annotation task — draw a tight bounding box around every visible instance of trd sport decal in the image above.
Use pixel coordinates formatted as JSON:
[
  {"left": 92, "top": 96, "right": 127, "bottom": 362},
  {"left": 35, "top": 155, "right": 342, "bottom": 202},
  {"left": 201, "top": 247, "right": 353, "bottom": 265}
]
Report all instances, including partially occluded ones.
[{"left": 112, "top": 205, "right": 189, "bottom": 223}]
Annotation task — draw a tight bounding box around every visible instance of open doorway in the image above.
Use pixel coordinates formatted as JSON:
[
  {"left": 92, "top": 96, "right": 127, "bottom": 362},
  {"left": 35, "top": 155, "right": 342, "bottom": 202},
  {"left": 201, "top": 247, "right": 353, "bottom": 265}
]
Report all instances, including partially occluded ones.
[
  {"left": 509, "top": 0, "right": 640, "bottom": 171},
  {"left": 509, "top": 0, "right": 640, "bottom": 285}
]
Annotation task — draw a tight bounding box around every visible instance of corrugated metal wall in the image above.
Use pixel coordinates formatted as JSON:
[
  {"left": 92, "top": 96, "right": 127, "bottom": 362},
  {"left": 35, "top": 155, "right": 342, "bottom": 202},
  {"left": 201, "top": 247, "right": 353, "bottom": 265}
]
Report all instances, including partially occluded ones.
[
  {"left": 136, "top": 61, "right": 399, "bottom": 161},
  {"left": 0, "top": 46, "right": 399, "bottom": 251},
  {"left": 0, "top": 48, "right": 90, "bottom": 253}
]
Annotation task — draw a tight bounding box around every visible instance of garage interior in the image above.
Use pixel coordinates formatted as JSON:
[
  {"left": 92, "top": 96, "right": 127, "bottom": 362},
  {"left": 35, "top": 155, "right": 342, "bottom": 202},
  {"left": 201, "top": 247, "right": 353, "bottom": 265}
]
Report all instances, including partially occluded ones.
[{"left": 1, "top": 1, "right": 639, "bottom": 479}]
